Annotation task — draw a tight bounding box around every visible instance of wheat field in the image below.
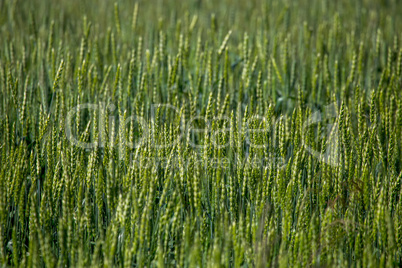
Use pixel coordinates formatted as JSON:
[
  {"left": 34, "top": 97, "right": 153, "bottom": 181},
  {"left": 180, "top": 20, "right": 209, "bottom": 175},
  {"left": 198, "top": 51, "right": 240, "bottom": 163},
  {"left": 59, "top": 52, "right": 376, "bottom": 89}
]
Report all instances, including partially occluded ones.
[{"left": 1, "top": 0, "right": 402, "bottom": 266}]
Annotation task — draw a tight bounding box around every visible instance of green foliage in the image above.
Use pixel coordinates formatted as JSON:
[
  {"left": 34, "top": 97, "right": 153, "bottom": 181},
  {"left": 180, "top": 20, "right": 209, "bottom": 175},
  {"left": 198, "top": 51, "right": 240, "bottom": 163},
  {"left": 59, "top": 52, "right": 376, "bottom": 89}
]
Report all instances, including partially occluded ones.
[{"left": 1, "top": 0, "right": 402, "bottom": 266}]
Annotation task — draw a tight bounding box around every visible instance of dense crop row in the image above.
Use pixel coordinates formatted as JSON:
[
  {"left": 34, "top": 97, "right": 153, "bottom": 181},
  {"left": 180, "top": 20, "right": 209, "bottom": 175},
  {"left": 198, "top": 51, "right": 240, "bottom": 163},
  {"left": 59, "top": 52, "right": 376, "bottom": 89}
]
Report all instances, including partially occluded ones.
[{"left": 1, "top": 0, "right": 402, "bottom": 266}]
